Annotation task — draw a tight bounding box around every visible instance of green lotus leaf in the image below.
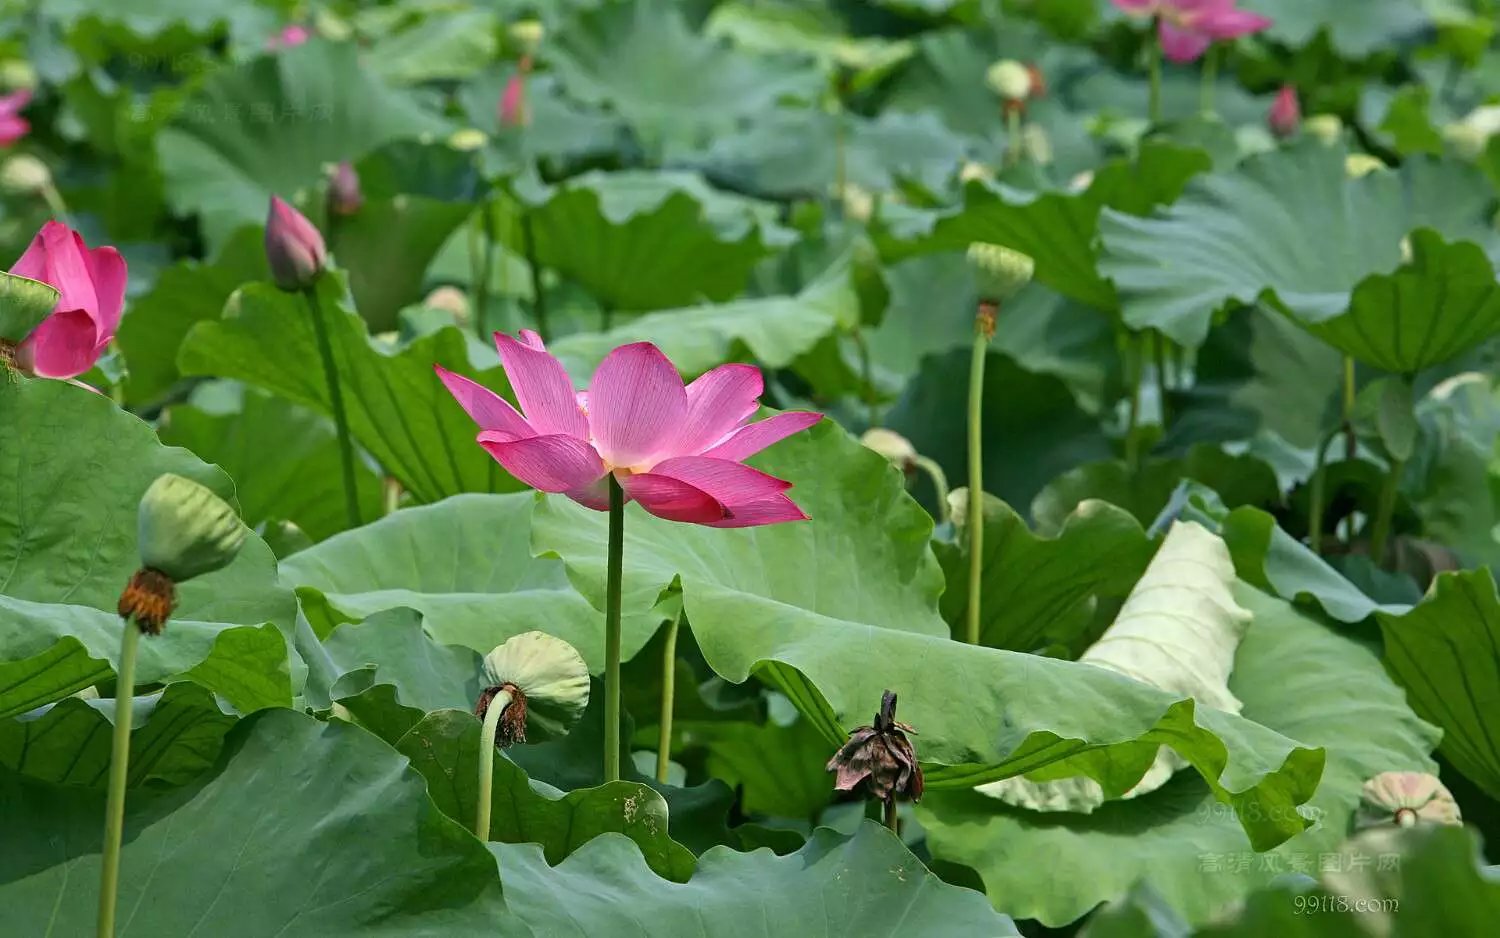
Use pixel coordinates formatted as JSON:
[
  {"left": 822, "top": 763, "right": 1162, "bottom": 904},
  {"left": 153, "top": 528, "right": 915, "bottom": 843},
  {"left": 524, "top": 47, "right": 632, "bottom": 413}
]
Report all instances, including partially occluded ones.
[
  {"left": 116, "top": 228, "right": 268, "bottom": 408},
  {"left": 533, "top": 419, "right": 1326, "bottom": 849},
  {"left": 1377, "top": 569, "right": 1500, "bottom": 801},
  {"left": 0, "top": 378, "right": 295, "bottom": 716},
  {"left": 396, "top": 709, "right": 696, "bottom": 881},
  {"left": 41, "top": 0, "right": 276, "bottom": 44},
  {"left": 505, "top": 170, "right": 792, "bottom": 312},
  {"left": 1, "top": 682, "right": 234, "bottom": 788},
  {"left": 543, "top": 0, "right": 822, "bottom": 154},
  {"left": 704, "top": 1, "right": 914, "bottom": 83},
  {"left": 334, "top": 141, "right": 482, "bottom": 332},
  {"left": 676, "top": 714, "right": 837, "bottom": 820},
  {"left": 159, "top": 385, "right": 384, "bottom": 543},
  {"left": 0, "top": 272, "right": 60, "bottom": 344},
  {"left": 155, "top": 40, "right": 448, "bottom": 250},
  {"left": 936, "top": 492, "right": 1155, "bottom": 651},
  {"left": 1297, "top": 230, "right": 1500, "bottom": 374},
  {"left": 178, "top": 272, "right": 522, "bottom": 504},
  {"left": 366, "top": 7, "right": 498, "bottom": 86},
  {"left": 1243, "top": 0, "right": 1432, "bottom": 58},
  {"left": 0, "top": 710, "right": 517, "bottom": 933},
  {"left": 886, "top": 348, "right": 1114, "bottom": 513},
  {"left": 549, "top": 252, "right": 858, "bottom": 379},
  {"left": 920, "top": 585, "right": 1439, "bottom": 926},
  {"left": 880, "top": 141, "right": 1213, "bottom": 311},
  {"left": 492, "top": 821, "right": 1019, "bottom": 936},
  {"left": 1098, "top": 143, "right": 1499, "bottom": 347},
  {"left": 281, "top": 494, "right": 663, "bottom": 671}
]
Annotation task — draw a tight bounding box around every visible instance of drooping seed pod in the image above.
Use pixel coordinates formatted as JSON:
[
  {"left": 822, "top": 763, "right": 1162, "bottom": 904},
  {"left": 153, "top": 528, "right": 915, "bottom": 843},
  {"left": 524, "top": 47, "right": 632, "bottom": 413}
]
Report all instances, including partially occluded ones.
[
  {"left": 475, "top": 631, "right": 591, "bottom": 747},
  {"left": 1356, "top": 771, "right": 1462, "bottom": 830},
  {"left": 826, "top": 690, "right": 923, "bottom": 805}
]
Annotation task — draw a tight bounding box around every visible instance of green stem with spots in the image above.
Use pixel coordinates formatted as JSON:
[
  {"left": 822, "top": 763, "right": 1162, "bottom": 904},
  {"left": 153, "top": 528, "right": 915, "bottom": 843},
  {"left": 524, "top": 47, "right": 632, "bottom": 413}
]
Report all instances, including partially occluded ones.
[
  {"left": 914, "top": 455, "right": 950, "bottom": 525},
  {"left": 305, "top": 285, "right": 361, "bottom": 530},
  {"left": 1370, "top": 458, "right": 1405, "bottom": 568},
  {"left": 1307, "top": 425, "right": 1342, "bottom": 555},
  {"left": 97, "top": 621, "right": 141, "bottom": 938},
  {"left": 655, "top": 613, "right": 680, "bottom": 784},
  {"left": 604, "top": 475, "right": 625, "bottom": 783},
  {"left": 884, "top": 798, "right": 899, "bottom": 833},
  {"left": 474, "top": 689, "right": 512, "bottom": 840},
  {"left": 521, "top": 212, "right": 550, "bottom": 342},
  {"left": 965, "top": 309, "right": 990, "bottom": 646}
]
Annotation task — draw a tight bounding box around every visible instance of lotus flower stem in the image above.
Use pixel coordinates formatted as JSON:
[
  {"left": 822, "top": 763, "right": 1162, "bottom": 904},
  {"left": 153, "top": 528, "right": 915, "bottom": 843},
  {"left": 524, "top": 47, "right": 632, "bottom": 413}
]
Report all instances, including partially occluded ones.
[
  {"left": 604, "top": 474, "right": 625, "bottom": 782},
  {"left": 472, "top": 205, "right": 496, "bottom": 340},
  {"left": 474, "top": 687, "right": 513, "bottom": 840},
  {"left": 1124, "top": 333, "right": 1144, "bottom": 472},
  {"left": 833, "top": 104, "right": 847, "bottom": 216},
  {"left": 520, "top": 213, "right": 550, "bottom": 341},
  {"left": 1147, "top": 20, "right": 1163, "bottom": 125},
  {"left": 1370, "top": 458, "right": 1404, "bottom": 568},
  {"left": 1005, "top": 107, "right": 1022, "bottom": 166},
  {"left": 97, "top": 621, "right": 141, "bottom": 938},
  {"left": 1342, "top": 355, "right": 1357, "bottom": 459},
  {"left": 883, "top": 798, "right": 899, "bottom": 833},
  {"left": 655, "top": 612, "right": 681, "bottom": 783},
  {"left": 1200, "top": 45, "right": 1218, "bottom": 114},
  {"left": 965, "top": 306, "right": 992, "bottom": 645},
  {"left": 304, "top": 286, "right": 362, "bottom": 529},
  {"left": 914, "top": 455, "right": 950, "bottom": 525},
  {"left": 851, "top": 327, "right": 878, "bottom": 427},
  {"left": 1152, "top": 332, "right": 1170, "bottom": 428},
  {"left": 1307, "top": 425, "right": 1342, "bottom": 554}
]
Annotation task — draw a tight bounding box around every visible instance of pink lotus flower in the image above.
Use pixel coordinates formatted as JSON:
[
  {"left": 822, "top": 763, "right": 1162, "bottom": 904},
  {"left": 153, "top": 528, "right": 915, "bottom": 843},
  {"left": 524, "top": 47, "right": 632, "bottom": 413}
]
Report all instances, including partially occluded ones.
[
  {"left": 269, "top": 25, "right": 311, "bottom": 50},
  {"left": 5, "top": 221, "right": 126, "bottom": 379},
  {"left": 1268, "top": 84, "right": 1300, "bottom": 137},
  {"left": 498, "top": 58, "right": 531, "bottom": 128},
  {"left": 264, "top": 195, "right": 326, "bottom": 291},
  {"left": 1112, "top": 0, "right": 1271, "bottom": 63},
  {"left": 328, "top": 161, "right": 362, "bottom": 216},
  {"left": 0, "top": 88, "right": 31, "bottom": 147},
  {"left": 437, "top": 333, "right": 823, "bottom": 526}
]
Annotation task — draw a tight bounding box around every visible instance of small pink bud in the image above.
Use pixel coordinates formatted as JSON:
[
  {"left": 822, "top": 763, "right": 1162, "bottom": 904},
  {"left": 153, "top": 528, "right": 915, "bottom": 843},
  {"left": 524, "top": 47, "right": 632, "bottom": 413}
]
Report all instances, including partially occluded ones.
[
  {"left": 269, "top": 24, "right": 311, "bottom": 50},
  {"left": 1269, "top": 85, "right": 1301, "bottom": 138},
  {"left": 498, "top": 57, "right": 532, "bottom": 128},
  {"left": 328, "top": 161, "right": 362, "bottom": 216},
  {"left": 264, "top": 195, "right": 327, "bottom": 291}
]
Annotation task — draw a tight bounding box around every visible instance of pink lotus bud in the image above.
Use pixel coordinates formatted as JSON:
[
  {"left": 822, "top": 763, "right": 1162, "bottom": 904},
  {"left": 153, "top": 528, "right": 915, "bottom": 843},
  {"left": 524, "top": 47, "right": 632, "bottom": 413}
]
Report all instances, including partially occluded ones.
[
  {"left": 264, "top": 195, "right": 326, "bottom": 291},
  {"left": 499, "top": 74, "right": 527, "bottom": 127},
  {"left": 1269, "top": 85, "right": 1301, "bottom": 138},
  {"left": 0, "top": 88, "right": 31, "bottom": 147},
  {"left": 328, "top": 161, "right": 362, "bottom": 216},
  {"left": 5, "top": 220, "right": 127, "bottom": 380},
  {"left": 269, "top": 25, "right": 311, "bottom": 50}
]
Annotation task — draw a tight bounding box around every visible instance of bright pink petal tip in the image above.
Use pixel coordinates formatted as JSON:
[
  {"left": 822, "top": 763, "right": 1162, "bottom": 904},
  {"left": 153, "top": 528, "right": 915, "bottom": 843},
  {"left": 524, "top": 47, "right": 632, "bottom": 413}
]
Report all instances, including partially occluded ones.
[
  {"left": 494, "top": 332, "right": 588, "bottom": 438},
  {"left": 435, "top": 364, "right": 534, "bottom": 440},
  {"left": 702, "top": 411, "right": 823, "bottom": 463},
  {"left": 477, "top": 432, "right": 605, "bottom": 493},
  {"left": 706, "top": 494, "right": 810, "bottom": 528},
  {"left": 677, "top": 364, "right": 764, "bottom": 455}
]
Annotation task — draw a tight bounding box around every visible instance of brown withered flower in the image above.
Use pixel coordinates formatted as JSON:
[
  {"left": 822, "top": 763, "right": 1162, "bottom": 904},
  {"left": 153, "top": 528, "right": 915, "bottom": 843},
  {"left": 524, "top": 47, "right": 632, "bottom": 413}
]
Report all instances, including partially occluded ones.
[
  {"left": 475, "top": 681, "right": 529, "bottom": 748},
  {"left": 827, "top": 690, "right": 923, "bottom": 830}
]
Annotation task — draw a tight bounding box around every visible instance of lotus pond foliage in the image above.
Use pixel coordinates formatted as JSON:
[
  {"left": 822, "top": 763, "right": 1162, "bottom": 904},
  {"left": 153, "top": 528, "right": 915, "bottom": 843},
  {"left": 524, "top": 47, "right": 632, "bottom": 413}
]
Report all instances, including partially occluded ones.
[{"left": 2, "top": 0, "right": 1499, "bottom": 935}]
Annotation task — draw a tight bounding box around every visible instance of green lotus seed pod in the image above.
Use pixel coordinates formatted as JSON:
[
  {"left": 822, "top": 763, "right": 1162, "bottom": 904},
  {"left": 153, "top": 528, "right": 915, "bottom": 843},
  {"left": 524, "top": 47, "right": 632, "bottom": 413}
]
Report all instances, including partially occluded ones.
[
  {"left": 1303, "top": 114, "right": 1343, "bottom": 146},
  {"left": 509, "top": 19, "right": 545, "bottom": 54},
  {"left": 985, "top": 60, "right": 1032, "bottom": 102},
  {"left": 448, "top": 128, "right": 489, "bottom": 152},
  {"left": 966, "top": 242, "right": 1035, "bottom": 303},
  {"left": 137, "top": 474, "right": 247, "bottom": 582},
  {"left": 0, "top": 60, "right": 36, "bottom": 92},
  {"left": 861, "top": 428, "right": 917, "bottom": 471},
  {"left": 479, "top": 631, "right": 590, "bottom": 742},
  {"left": 1345, "top": 153, "right": 1387, "bottom": 178},
  {"left": 0, "top": 155, "right": 52, "bottom": 196}
]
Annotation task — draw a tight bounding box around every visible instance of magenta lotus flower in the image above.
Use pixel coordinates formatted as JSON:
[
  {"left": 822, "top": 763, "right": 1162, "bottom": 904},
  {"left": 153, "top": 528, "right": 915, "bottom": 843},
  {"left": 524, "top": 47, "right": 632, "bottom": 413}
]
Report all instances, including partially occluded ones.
[
  {"left": 499, "top": 72, "right": 528, "bottom": 127},
  {"left": 437, "top": 332, "right": 823, "bottom": 526},
  {"left": 1112, "top": 0, "right": 1271, "bottom": 63},
  {"left": 5, "top": 221, "right": 127, "bottom": 379},
  {"left": 268, "top": 24, "right": 311, "bottom": 50},
  {"left": 1268, "top": 84, "right": 1300, "bottom": 138},
  {"left": 264, "top": 195, "right": 326, "bottom": 291},
  {"left": 0, "top": 88, "right": 31, "bottom": 147}
]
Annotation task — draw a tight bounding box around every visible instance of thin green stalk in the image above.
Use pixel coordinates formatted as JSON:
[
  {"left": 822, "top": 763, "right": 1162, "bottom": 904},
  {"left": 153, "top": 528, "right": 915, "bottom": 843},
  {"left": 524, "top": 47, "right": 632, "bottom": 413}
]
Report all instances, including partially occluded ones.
[
  {"left": 97, "top": 621, "right": 141, "bottom": 938},
  {"left": 1307, "top": 426, "right": 1342, "bottom": 554},
  {"left": 1369, "top": 458, "right": 1404, "bottom": 568},
  {"left": 851, "top": 327, "right": 878, "bottom": 428},
  {"left": 1147, "top": 20, "right": 1163, "bottom": 125},
  {"left": 41, "top": 183, "right": 71, "bottom": 226},
  {"left": 604, "top": 475, "right": 625, "bottom": 782},
  {"left": 1200, "top": 44, "right": 1219, "bottom": 114},
  {"left": 965, "top": 311, "right": 990, "bottom": 646},
  {"left": 473, "top": 204, "right": 495, "bottom": 340},
  {"left": 914, "top": 455, "right": 950, "bottom": 525},
  {"left": 833, "top": 100, "right": 847, "bottom": 217},
  {"left": 655, "top": 614, "right": 680, "bottom": 784},
  {"left": 1005, "top": 107, "right": 1023, "bottom": 166},
  {"left": 1124, "top": 332, "right": 1143, "bottom": 473},
  {"left": 1342, "top": 355, "right": 1357, "bottom": 460},
  {"left": 883, "top": 798, "right": 899, "bottom": 833},
  {"left": 520, "top": 212, "right": 550, "bottom": 341},
  {"left": 305, "top": 286, "right": 362, "bottom": 529},
  {"left": 473, "top": 688, "right": 512, "bottom": 841},
  {"left": 1153, "top": 331, "right": 1170, "bottom": 429}
]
